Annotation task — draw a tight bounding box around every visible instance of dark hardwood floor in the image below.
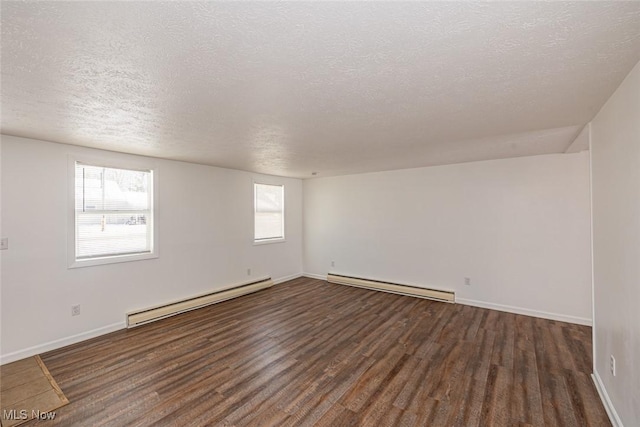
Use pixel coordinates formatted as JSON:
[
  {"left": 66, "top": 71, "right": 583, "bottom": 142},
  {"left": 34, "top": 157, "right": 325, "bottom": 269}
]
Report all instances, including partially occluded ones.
[{"left": 31, "top": 277, "right": 608, "bottom": 426}]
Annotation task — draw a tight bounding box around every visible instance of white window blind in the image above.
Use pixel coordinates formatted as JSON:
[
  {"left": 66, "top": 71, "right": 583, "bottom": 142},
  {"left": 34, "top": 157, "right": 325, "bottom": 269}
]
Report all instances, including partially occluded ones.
[
  {"left": 254, "top": 183, "right": 284, "bottom": 241},
  {"left": 75, "top": 162, "right": 153, "bottom": 260}
]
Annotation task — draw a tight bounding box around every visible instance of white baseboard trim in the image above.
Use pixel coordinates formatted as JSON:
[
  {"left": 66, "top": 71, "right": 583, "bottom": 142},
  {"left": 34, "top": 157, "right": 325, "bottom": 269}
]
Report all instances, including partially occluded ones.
[
  {"left": 1, "top": 275, "right": 303, "bottom": 365},
  {"left": 302, "top": 272, "right": 327, "bottom": 280},
  {"left": 456, "top": 298, "right": 592, "bottom": 326},
  {"left": 306, "top": 274, "right": 591, "bottom": 326},
  {"left": 592, "top": 370, "right": 624, "bottom": 427},
  {"left": 0, "top": 321, "right": 126, "bottom": 366},
  {"left": 273, "top": 272, "right": 304, "bottom": 284}
]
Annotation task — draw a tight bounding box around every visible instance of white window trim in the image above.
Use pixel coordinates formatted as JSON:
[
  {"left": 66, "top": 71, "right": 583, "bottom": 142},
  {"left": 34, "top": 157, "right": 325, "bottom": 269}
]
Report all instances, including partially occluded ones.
[
  {"left": 253, "top": 237, "right": 286, "bottom": 246},
  {"left": 253, "top": 181, "right": 285, "bottom": 245},
  {"left": 68, "top": 155, "right": 159, "bottom": 268}
]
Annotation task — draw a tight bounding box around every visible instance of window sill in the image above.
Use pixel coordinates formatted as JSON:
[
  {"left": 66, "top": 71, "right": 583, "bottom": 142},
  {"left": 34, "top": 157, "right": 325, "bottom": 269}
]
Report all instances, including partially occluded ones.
[
  {"left": 253, "top": 238, "right": 286, "bottom": 246},
  {"left": 68, "top": 252, "right": 158, "bottom": 269}
]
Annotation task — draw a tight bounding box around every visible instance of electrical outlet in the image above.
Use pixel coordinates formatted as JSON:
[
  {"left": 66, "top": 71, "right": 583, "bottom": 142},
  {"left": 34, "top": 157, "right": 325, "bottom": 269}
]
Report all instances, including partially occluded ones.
[
  {"left": 71, "top": 305, "right": 81, "bottom": 316},
  {"left": 610, "top": 355, "right": 616, "bottom": 376},
  {"left": 464, "top": 277, "right": 471, "bottom": 286},
  {"left": 247, "top": 268, "right": 251, "bottom": 276},
  {"left": 331, "top": 260, "right": 335, "bottom": 267},
  {"left": 0, "top": 237, "right": 8, "bottom": 250}
]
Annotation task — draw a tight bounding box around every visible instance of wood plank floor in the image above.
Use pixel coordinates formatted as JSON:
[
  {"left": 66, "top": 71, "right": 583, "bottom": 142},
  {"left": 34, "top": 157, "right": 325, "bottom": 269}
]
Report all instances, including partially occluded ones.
[{"left": 30, "top": 277, "right": 609, "bottom": 426}]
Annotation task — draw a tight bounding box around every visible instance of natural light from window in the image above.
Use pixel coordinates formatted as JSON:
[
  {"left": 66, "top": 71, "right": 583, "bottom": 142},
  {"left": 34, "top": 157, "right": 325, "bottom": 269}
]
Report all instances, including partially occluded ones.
[
  {"left": 254, "top": 183, "right": 284, "bottom": 242},
  {"left": 75, "top": 162, "right": 153, "bottom": 261}
]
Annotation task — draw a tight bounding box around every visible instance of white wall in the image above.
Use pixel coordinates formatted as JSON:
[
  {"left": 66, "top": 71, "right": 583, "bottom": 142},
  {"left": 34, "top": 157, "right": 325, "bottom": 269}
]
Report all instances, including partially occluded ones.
[
  {"left": 304, "top": 152, "right": 592, "bottom": 324},
  {"left": 0, "top": 135, "right": 303, "bottom": 363},
  {"left": 591, "top": 60, "right": 640, "bottom": 427}
]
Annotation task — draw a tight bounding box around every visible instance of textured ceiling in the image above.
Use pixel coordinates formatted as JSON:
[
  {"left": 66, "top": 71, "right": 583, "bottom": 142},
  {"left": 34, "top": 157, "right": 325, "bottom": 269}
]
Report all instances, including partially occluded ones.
[{"left": 2, "top": 2, "right": 640, "bottom": 178}]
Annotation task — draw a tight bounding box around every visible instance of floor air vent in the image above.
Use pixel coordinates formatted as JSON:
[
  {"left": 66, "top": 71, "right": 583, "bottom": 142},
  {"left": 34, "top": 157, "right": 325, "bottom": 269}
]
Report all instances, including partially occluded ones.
[
  {"left": 326, "top": 274, "right": 455, "bottom": 303},
  {"left": 126, "top": 278, "right": 274, "bottom": 327}
]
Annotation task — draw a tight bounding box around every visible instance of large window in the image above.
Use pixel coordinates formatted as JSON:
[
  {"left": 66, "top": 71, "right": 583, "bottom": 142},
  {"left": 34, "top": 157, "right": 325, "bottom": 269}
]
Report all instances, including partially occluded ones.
[
  {"left": 254, "top": 183, "right": 284, "bottom": 243},
  {"left": 71, "top": 161, "right": 156, "bottom": 267}
]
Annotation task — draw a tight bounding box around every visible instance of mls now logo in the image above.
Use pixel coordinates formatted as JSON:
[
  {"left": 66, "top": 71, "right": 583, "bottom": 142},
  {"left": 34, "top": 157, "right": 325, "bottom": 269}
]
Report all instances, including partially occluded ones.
[{"left": 3, "top": 409, "right": 56, "bottom": 420}]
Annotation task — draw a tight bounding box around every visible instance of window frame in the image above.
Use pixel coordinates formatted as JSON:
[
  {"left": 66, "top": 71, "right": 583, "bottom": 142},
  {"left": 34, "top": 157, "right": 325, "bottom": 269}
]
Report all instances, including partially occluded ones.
[
  {"left": 68, "top": 156, "right": 159, "bottom": 268},
  {"left": 253, "top": 181, "right": 285, "bottom": 245}
]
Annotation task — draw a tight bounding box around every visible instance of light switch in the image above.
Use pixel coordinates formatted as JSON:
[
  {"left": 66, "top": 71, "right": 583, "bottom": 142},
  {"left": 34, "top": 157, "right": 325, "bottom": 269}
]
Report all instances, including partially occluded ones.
[{"left": 0, "top": 238, "right": 8, "bottom": 250}]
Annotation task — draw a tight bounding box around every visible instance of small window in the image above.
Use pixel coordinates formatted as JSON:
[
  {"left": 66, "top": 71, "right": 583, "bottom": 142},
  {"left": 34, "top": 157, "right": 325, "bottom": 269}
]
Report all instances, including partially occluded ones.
[
  {"left": 72, "top": 161, "right": 156, "bottom": 266},
  {"left": 254, "top": 183, "right": 284, "bottom": 243}
]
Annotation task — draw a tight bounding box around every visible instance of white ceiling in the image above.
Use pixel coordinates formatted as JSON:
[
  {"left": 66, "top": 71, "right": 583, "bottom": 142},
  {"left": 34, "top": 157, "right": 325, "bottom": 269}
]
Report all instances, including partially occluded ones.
[{"left": 2, "top": 2, "right": 640, "bottom": 178}]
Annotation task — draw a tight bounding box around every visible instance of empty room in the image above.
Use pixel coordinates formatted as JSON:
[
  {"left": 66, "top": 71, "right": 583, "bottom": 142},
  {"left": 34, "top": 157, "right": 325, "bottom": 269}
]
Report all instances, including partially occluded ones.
[{"left": 1, "top": 2, "right": 638, "bottom": 426}]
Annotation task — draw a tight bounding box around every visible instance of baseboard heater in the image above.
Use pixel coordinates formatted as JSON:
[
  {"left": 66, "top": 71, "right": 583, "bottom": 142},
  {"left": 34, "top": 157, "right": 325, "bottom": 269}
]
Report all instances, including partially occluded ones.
[
  {"left": 126, "top": 277, "right": 274, "bottom": 328},
  {"left": 326, "top": 274, "right": 455, "bottom": 303}
]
